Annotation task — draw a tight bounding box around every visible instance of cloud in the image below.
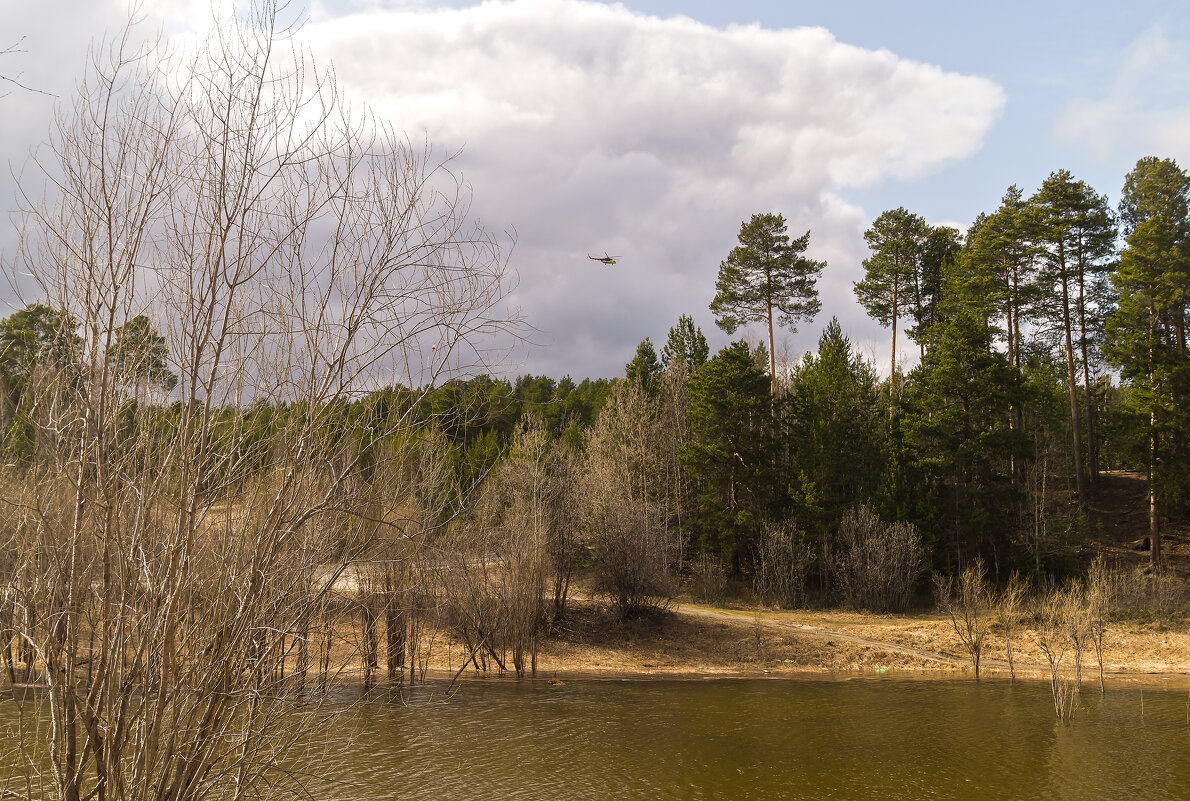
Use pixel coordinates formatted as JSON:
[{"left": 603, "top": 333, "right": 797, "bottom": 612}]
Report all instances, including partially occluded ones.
[
  {"left": 2, "top": 0, "right": 1004, "bottom": 380},
  {"left": 1055, "top": 27, "right": 1190, "bottom": 165},
  {"left": 300, "top": 0, "right": 1003, "bottom": 377}
]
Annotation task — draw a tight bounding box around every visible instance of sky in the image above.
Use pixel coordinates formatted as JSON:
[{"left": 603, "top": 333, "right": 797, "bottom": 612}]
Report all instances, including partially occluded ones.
[{"left": 3, "top": 0, "right": 1189, "bottom": 381}]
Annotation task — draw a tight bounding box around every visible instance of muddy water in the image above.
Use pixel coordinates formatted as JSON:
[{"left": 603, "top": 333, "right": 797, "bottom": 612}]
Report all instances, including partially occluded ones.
[
  {"left": 314, "top": 677, "right": 1190, "bottom": 800},
  {"left": 3, "top": 677, "right": 1188, "bottom": 799}
]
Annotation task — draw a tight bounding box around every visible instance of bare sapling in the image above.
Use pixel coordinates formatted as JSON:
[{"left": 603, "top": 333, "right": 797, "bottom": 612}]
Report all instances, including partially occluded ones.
[
  {"left": 1037, "top": 588, "right": 1078, "bottom": 720},
  {"left": 935, "top": 560, "right": 994, "bottom": 678},
  {"left": 1085, "top": 556, "right": 1112, "bottom": 693},
  {"left": 997, "top": 571, "right": 1027, "bottom": 681},
  {"left": 1063, "top": 581, "right": 1089, "bottom": 693}
]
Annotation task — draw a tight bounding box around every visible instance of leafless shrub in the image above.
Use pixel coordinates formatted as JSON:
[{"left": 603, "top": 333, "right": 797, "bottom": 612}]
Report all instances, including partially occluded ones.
[
  {"left": 831, "top": 505, "right": 925, "bottom": 612},
  {"left": 1109, "top": 565, "right": 1188, "bottom": 622},
  {"left": 934, "top": 560, "right": 994, "bottom": 678},
  {"left": 753, "top": 518, "right": 813, "bottom": 609},
  {"left": 1037, "top": 587, "right": 1080, "bottom": 720},
  {"left": 997, "top": 571, "right": 1028, "bottom": 680},
  {"left": 690, "top": 552, "right": 728, "bottom": 604}
]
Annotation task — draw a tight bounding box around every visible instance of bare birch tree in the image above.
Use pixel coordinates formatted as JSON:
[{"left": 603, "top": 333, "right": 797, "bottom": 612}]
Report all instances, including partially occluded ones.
[{"left": 1, "top": 4, "right": 517, "bottom": 800}]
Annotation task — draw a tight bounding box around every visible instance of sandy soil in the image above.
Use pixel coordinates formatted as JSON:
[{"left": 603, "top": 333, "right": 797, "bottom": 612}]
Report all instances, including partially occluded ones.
[{"left": 517, "top": 596, "right": 1190, "bottom": 690}]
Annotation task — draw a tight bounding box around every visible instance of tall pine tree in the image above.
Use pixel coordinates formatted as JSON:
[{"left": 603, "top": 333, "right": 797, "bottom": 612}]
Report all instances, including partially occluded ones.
[{"left": 711, "top": 213, "right": 825, "bottom": 396}]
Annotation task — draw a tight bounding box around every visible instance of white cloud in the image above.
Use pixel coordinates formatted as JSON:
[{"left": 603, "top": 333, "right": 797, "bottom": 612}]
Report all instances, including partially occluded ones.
[
  {"left": 298, "top": 0, "right": 1003, "bottom": 377},
  {"left": 2, "top": 0, "right": 1004, "bottom": 379},
  {"left": 1055, "top": 28, "right": 1190, "bottom": 165}
]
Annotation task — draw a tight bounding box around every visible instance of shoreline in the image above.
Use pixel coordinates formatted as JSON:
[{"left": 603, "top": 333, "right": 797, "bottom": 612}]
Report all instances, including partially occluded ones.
[{"left": 348, "top": 596, "right": 1190, "bottom": 693}]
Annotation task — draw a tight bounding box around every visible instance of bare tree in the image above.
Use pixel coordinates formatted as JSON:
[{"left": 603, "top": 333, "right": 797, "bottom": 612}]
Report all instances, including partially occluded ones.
[
  {"left": 1, "top": 5, "right": 517, "bottom": 800},
  {"left": 997, "top": 571, "right": 1027, "bottom": 681},
  {"left": 1085, "top": 556, "right": 1111, "bottom": 693},
  {"left": 584, "top": 381, "right": 678, "bottom": 619},
  {"left": 935, "top": 560, "right": 994, "bottom": 678},
  {"left": 1037, "top": 588, "right": 1079, "bottom": 720}
]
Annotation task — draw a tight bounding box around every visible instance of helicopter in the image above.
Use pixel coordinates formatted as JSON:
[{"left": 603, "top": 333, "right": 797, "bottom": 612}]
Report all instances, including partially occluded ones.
[{"left": 587, "top": 252, "right": 618, "bottom": 265}]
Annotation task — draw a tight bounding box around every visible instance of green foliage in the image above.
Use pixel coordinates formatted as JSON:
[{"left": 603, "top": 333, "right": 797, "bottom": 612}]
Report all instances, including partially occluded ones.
[
  {"left": 710, "top": 213, "right": 825, "bottom": 335},
  {"left": 680, "top": 341, "right": 775, "bottom": 569},
  {"left": 0, "top": 304, "right": 82, "bottom": 457},
  {"left": 711, "top": 212, "right": 825, "bottom": 391},
  {"left": 1105, "top": 156, "right": 1190, "bottom": 518},
  {"left": 854, "top": 207, "right": 928, "bottom": 328},
  {"left": 900, "top": 309, "right": 1025, "bottom": 567},
  {"left": 110, "top": 315, "right": 177, "bottom": 392},
  {"left": 625, "top": 337, "right": 663, "bottom": 393},
  {"left": 784, "top": 318, "right": 885, "bottom": 540},
  {"left": 959, "top": 186, "right": 1037, "bottom": 365},
  {"left": 660, "top": 313, "right": 709, "bottom": 370}
]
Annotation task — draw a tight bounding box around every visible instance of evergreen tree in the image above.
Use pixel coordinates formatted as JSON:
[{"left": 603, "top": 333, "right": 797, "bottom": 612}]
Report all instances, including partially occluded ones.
[
  {"left": 711, "top": 213, "right": 825, "bottom": 396},
  {"left": 1029, "top": 170, "right": 1116, "bottom": 504},
  {"left": 1105, "top": 156, "right": 1190, "bottom": 565},
  {"left": 962, "top": 186, "right": 1036, "bottom": 370},
  {"left": 660, "top": 314, "right": 709, "bottom": 370},
  {"left": 901, "top": 309, "right": 1024, "bottom": 571},
  {"left": 854, "top": 207, "right": 929, "bottom": 410},
  {"left": 110, "top": 314, "right": 178, "bottom": 392},
  {"left": 625, "top": 337, "right": 663, "bottom": 393},
  {"left": 785, "top": 318, "right": 884, "bottom": 543},
  {"left": 911, "top": 225, "right": 963, "bottom": 349},
  {"left": 680, "top": 341, "right": 775, "bottom": 571},
  {"left": 0, "top": 304, "right": 81, "bottom": 451}
]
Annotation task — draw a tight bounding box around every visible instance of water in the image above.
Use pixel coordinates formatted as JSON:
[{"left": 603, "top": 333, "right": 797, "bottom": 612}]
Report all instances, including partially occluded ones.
[
  {"left": 315, "top": 677, "right": 1190, "bottom": 800},
  {"left": 4, "top": 678, "right": 1189, "bottom": 799}
]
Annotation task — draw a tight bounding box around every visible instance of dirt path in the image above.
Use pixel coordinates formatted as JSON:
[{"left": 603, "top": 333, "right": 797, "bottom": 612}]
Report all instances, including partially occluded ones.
[{"left": 676, "top": 603, "right": 968, "bottom": 668}]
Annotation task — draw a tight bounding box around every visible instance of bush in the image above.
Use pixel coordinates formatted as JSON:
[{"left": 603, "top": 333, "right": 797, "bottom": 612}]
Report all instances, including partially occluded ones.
[
  {"left": 690, "top": 552, "right": 728, "bottom": 604},
  {"left": 828, "top": 505, "right": 925, "bottom": 612},
  {"left": 1104, "top": 564, "right": 1188, "bottom": 623},
  {"left": 753, "top": 519, "right": 813, "bottom": 608}
]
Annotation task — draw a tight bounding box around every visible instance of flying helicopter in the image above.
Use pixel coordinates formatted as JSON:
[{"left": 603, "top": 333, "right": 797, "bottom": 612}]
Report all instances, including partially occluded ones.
[{"left": 587, "top": 252, "right": 618, "bottom": 265}]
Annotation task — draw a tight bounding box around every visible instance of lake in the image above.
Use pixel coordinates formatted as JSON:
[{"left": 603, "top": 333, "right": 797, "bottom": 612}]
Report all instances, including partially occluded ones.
[
  {"left": 3, "top": 676, "right": 1187, "bottom": 799},
  {"left": 315, "top": 676, "right": 1190, "bottom": 800}
]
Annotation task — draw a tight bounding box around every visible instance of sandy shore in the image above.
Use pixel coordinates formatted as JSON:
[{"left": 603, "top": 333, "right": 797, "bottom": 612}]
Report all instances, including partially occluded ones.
[{"left": 509, "top": 597, "right": 1190, "bottom": 690}]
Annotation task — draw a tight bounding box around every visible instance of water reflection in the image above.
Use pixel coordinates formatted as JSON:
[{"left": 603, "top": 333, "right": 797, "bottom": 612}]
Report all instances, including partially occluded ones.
[
  {"left": 305, "top": 679, "right": 1190, "bottom": 801},
  {"left": 4, "top": 679, "right": 1189, "bottom": 800}
]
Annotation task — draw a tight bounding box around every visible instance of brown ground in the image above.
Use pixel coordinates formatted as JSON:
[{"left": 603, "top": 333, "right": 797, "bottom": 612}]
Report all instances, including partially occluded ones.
[
  {"left": 522, "top": 596, "right": 1190, "bottom": 690},
  {"left": 464, "top": 472, "right": 1190, "bottom": 689},
  {"left": 323, "top": 472, "right": 1190, "bottom": 690}
]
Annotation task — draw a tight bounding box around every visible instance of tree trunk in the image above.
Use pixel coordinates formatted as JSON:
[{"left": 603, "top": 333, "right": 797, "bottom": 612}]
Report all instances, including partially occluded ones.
[
  {"left": 1149, "top": 302, "right": 1161, "bottom": 569},
  {"left": 1060, "top": 270, "right": 1087, "bottom": 510},
  {"left": 765, "top": 293, "right": 776, "bottom": 399},
  {"left": 1077, "top": 268, "right": 1099, "bottom": 489},
  {"left": 889, "top": 276, "right": 898, "bottom": 416}
]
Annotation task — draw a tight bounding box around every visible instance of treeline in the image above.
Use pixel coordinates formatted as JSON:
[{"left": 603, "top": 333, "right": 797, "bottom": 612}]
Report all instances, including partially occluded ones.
[{"left": 3, "top": 159, "right": 1187, "bottom": 627}]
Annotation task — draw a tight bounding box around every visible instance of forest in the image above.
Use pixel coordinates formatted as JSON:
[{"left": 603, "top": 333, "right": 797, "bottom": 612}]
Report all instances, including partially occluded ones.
[{"left": 3, "top": 157, "right": 1187, "bottom": 619}]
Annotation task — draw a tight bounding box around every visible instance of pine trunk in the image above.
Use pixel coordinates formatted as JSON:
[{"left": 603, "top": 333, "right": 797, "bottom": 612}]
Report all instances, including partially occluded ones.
[{"left": 1059, "top": 267, "right": 1087, "bottom": 510}]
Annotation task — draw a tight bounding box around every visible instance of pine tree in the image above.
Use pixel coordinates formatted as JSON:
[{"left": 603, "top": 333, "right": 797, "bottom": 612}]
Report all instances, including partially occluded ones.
[
  {"left": 711, "top": 213, "right": 825, "bottom": 396},
  {"left": 1029, "top": 171, "right": 1116, "bottom": 506},
  {"left": 1105, "top": 157, "right": 1190, "bottom": 566},
  {"left": 855, "top": 207, "right": 929, "bottom": 411},
  {"left": 680, "top": 341, "right": 775, "bottom": 571},
  {"left": 625, "top": 337, "right": 663, "bottom": 393}
]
